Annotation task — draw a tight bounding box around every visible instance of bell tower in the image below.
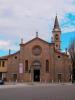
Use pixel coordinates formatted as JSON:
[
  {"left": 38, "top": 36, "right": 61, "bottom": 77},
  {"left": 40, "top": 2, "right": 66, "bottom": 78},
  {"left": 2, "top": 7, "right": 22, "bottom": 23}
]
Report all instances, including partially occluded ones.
[{"left": 52, "top": 15, "right": 61, "bottom": 51}]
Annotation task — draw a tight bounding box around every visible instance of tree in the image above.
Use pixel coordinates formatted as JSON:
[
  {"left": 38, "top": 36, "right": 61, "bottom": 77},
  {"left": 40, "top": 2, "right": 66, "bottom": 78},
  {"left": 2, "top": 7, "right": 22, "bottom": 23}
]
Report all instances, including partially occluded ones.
[{"left": 69, "top": 40, "right": 75, "bottom": 83}]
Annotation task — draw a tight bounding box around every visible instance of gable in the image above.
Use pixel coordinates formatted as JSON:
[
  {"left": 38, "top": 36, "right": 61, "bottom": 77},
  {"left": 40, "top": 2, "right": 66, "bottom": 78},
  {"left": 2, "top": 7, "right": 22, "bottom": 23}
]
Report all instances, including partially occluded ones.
[{"left": 20, "top": 37, "right": 53, "bottom": 47}]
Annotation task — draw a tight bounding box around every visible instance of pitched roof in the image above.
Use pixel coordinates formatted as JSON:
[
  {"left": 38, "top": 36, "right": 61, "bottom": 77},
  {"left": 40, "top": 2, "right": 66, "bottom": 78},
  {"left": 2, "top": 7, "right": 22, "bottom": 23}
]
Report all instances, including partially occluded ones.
[
  {"left": 0, "top": 51, "right": 20, "bottom": 60},
  {"left": 0, "top": 37, "right": 54, "bottom": 60},
  {"left": 55, "top": 49, "right": 69, "bottom": 57}
]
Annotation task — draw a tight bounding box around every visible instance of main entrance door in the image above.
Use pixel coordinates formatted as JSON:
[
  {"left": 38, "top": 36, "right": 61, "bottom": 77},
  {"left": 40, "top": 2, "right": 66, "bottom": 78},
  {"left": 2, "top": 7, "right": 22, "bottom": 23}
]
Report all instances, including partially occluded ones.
[
  {"left": 34, "top": 69, "right": 40, "bottom": 82},
  {"left": 32, "top": 61, "right": 41, "bottom": 82}
]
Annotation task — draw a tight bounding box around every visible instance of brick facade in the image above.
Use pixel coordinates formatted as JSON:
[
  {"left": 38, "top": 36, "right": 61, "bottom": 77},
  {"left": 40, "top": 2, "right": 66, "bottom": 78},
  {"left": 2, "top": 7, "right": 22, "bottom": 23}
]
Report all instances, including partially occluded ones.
[{"left": 0, "top": 16, "right": 72, "bottom": 83}]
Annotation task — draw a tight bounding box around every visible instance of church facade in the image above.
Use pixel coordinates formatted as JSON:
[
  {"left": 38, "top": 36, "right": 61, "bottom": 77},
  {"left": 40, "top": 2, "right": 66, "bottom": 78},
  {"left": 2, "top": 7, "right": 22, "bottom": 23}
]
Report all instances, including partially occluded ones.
[{"left": 0, "top": 16, "right": 72, "bottom": 83}]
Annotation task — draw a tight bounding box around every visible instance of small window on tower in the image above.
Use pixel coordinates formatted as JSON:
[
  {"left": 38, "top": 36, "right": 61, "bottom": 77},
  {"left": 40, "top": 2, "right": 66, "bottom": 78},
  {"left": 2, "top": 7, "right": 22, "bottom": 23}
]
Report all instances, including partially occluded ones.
[
  {"left": 55, "top": 34, "right": 59, "bottom": 40},
  {"left": 56, "top": 44, "right": 58, "bottom": 47}
]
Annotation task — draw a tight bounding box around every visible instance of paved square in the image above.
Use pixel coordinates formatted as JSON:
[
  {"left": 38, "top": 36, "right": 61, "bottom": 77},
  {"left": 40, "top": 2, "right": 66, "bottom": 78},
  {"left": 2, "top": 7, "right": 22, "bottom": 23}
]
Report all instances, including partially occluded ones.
[{"left": 0, "top": 84, "right": 75, "bottom": 100}]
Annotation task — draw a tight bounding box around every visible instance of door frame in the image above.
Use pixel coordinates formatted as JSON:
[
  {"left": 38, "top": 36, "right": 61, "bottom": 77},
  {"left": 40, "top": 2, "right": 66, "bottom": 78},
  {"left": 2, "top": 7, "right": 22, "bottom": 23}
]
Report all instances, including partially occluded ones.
[{"left": 31, "top": 60, "right": 41, "bottom": 82}]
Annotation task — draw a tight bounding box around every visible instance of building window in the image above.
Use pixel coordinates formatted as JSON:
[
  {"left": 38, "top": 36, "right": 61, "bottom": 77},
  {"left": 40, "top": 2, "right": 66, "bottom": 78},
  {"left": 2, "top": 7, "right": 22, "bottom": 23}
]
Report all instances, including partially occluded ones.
[
  {"left": 13, "top": 74, "right": 17, "bottom": 82},
  {"left": 25, "top": 60, "right": 28, "bottom": 72},
  {"left": 58, "top": 56, "right": 60, "bottom": 58},
  {"left": 46, "top": 60, "right": 49, "bottom": 73},
  {"left": 2, "top": 61, "right": 5, "bottom": 67},
  {"left": 0, "top": 61, "right": 1, "bottom": 67},
  {"left": 15, "top": 56, "right": 17, "bottom": 59},
  {"left": 56, "top": 44, "right": 58, "bottom": 47},
  {"left": 55, "top": 34, "right": 59, "bottom": 40}
]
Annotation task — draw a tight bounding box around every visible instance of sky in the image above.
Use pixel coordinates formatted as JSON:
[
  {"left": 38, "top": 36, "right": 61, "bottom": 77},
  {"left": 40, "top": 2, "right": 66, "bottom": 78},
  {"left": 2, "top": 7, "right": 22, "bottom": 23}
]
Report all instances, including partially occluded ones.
[{"left": 0, "top": 0, "right": 75, "bottom": 56}]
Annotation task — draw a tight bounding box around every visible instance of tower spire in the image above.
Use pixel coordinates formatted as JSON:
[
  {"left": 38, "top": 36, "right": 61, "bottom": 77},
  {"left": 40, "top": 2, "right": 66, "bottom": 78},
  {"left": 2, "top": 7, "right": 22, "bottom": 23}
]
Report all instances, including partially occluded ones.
[
  {"left": 53, "top": 15, "right": 60, "bottom": 31},
  {"left": 52, "top": 15, "right": 61, "bottom": 51}
]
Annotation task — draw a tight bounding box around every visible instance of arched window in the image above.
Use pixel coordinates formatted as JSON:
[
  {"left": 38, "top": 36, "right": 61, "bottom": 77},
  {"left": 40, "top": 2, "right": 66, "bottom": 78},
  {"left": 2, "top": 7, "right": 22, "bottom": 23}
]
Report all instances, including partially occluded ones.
[
  {"left": 46, "top": 60, "right": 49, "bottom": 73},
  {"left": 55, "top": 44, "right": 59, "bottom": 48},
  {"left": 25, "top": 60, "right": 28, "bottom": 72},
  {"left": 2, "top": 61, "right": 5, "bottom": 67},
  {"left": 0, "top": 61, "right": 1, "bottom": 67},
  {"left": 55, "top": 34, "right": 59, "bottom": 40}
]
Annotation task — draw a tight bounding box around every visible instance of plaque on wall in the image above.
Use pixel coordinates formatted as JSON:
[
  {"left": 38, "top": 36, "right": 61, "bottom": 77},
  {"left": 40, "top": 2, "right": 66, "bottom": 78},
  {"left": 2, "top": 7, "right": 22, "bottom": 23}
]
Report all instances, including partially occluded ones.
[{"left": 19, "top": 63, "right": 24, "bottom": 74}]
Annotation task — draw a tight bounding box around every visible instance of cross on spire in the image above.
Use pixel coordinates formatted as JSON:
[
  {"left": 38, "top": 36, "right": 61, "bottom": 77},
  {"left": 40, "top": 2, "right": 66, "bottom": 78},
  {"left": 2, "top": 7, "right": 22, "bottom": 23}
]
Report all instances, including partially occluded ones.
[
  {"left": 36, "top": 31, "right": 38, "bottom": 37},
  {"left": 21, "top": 38, "right": 23, "bottom": 44},
  {"left": 9, "top": 49, "right": 11, "bottom": 55}
]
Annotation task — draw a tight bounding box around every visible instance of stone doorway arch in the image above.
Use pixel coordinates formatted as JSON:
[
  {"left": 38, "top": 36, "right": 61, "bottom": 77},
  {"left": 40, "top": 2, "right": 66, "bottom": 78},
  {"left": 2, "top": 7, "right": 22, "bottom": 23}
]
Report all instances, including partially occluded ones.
[{"left": 32, "top": 61, "right": 41, "bottom": 82}]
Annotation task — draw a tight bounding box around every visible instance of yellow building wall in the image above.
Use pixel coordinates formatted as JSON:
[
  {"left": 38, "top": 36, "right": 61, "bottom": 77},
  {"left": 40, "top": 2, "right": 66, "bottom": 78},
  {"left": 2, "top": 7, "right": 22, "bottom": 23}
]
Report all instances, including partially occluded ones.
[{"left": 0, "top": 60, "right": 7, "bottom": 72}]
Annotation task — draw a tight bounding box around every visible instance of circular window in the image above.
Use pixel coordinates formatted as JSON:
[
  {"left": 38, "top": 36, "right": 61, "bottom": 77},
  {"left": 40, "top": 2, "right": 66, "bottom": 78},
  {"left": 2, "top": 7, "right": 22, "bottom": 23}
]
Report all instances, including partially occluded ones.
[
  {"left": 32, "top": 45, "right": 42, "bottom": 56},
  {"left": 15, "top": 56, "right": 17, "bottom": 59}
]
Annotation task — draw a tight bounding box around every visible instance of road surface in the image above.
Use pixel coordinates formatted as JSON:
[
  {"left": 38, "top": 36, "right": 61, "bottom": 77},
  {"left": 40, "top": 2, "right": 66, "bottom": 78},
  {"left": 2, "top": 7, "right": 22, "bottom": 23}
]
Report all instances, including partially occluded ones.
[{"left": 0, "top": 83, "right": 75, "bottom": 100}]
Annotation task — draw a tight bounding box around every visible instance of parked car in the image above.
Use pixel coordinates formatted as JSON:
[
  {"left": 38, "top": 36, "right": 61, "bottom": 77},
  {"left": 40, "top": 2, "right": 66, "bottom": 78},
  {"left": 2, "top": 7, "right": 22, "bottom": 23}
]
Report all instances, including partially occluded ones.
[{"left": 0, "top": 80, "right": 4, "bottom": 85}]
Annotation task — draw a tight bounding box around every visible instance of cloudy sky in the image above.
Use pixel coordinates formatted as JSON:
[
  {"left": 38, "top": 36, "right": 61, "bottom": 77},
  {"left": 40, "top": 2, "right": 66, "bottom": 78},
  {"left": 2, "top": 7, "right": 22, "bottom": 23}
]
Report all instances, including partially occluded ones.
[{"left": 0, "top": 0, "right": 75, "bottom": 56}]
